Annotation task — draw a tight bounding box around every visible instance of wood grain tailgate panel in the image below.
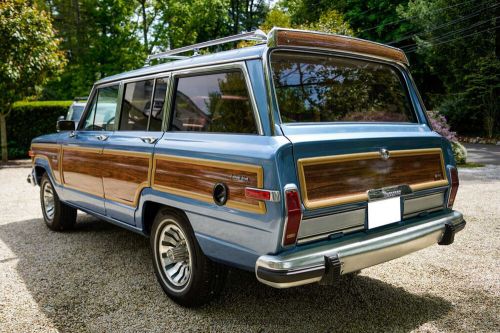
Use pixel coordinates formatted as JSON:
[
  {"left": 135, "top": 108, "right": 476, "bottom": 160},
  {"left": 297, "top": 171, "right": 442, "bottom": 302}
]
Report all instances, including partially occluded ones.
[{"left": 299, "top": 149, "right": 448, "bottom": 209}]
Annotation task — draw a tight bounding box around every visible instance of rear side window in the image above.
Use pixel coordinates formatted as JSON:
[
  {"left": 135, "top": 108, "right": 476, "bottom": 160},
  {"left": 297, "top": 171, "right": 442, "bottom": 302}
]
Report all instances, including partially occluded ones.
[
  {"left": 82, "top": 85, "right": 119, "bottom": 131},
  {"left": 270, "top": 51, "right": 417, "bottom": 123},
  {"left": 170, "top": 70, "right": 258, "bottom": 134},
  {"left": 120, "top": 79, "right": 154, "bottom": 131}
]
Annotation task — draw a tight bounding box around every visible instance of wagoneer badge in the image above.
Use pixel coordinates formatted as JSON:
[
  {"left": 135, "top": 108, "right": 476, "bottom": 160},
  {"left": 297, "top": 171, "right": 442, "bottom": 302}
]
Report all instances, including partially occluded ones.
[{"left": 380, "top": 148, "right": 390, "bottom": 160}]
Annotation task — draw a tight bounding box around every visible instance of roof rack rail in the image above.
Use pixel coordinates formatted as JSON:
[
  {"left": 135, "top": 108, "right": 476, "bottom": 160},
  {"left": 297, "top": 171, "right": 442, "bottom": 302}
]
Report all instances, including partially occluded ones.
[{"left": 146, "top": 29, "right": 267, "bottom": 63}]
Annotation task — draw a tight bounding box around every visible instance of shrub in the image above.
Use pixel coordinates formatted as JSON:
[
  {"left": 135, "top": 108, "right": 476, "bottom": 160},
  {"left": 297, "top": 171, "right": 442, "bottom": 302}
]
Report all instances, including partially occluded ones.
[
  {"left": 1, "top": 101, "right": 71, "bottom": 159},
  {"left": 451, "top": 141, "right": 467, "bottom": 164},
  {"left": 427, "top": 111, "right": 466, "bottom": 164}
]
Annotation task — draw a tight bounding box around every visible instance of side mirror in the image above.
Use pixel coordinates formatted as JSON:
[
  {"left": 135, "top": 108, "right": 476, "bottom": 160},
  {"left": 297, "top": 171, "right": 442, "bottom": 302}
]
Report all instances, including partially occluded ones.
[{"left": 57, "top": 120, "right": 76, "bottom": 132}]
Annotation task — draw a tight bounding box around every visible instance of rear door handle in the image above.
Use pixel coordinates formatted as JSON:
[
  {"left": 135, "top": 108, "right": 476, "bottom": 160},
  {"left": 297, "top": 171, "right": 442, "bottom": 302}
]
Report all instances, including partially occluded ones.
[
  {"left": 140, "top": 136, "right": 158, "bottom": 144},
  {"left": 96, "top": 134, "right": 109, "bottom": 141}
]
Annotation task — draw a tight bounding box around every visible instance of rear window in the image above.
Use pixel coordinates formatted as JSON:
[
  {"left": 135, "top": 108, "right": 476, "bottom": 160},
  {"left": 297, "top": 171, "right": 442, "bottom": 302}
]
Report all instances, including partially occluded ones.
[{"left": 270, "top": 51, "right": 417, "bottom": 123}]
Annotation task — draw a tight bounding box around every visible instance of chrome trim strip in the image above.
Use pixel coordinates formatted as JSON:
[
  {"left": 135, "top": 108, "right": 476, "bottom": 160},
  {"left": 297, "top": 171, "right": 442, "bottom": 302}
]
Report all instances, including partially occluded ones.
[
  {"left": 403, "top": 192, "right": 444, "bottom": 216},
  {"left": 297, "top": 208, "right": 365, "bottom": 239},
  {"left": 296, "top": 225, "right": 365, "bottom": 245},
  {"left": 256, "top": 210, "right": 464, "bottom": 288}
]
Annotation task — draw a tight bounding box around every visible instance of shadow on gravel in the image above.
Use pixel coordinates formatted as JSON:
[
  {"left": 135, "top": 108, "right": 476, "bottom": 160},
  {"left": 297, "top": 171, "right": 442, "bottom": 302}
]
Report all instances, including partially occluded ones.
[{"left": 1, "top": 217, "right": 454, "bottom": 333}]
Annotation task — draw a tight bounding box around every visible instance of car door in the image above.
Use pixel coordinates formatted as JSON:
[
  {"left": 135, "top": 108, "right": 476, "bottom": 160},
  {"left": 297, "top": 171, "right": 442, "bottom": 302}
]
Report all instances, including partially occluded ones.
[
  {"left": 102, "top": 76, "right": 169, "bottom": 224},
  {"left": 60, "top": 84, "right": 119, "bottom": 215}
]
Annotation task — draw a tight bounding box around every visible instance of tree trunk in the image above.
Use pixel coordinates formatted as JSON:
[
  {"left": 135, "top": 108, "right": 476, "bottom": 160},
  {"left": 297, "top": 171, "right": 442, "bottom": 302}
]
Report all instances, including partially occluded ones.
[{"left": 0, "top": 113, "right": 8, "bottom": 163}]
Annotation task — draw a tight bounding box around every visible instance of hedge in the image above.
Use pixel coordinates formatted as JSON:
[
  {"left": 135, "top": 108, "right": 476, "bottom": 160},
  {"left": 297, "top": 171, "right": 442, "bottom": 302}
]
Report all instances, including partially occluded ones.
[{"left": 1, "top": 101, "right": 72, "bottom": 159}]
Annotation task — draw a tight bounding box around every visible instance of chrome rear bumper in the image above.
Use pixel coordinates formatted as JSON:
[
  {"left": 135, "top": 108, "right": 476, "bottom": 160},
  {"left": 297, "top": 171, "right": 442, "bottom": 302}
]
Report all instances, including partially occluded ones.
[{"left": 256, "top": 211, "right": 465, "bottom": 288}]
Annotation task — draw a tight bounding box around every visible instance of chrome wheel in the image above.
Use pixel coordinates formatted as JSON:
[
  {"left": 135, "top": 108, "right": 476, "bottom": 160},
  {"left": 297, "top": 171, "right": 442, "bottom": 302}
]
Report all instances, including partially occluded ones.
[
  {"left": 42, "top": 181, "right": 55, "bottom": 220},
  {"left": 157, "top": 221, "right": 192, "bottom": 289}
]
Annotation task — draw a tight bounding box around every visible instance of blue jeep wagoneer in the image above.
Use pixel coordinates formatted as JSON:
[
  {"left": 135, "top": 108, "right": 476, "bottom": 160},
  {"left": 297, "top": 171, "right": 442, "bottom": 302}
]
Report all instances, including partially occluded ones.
[{"left": 28, "top": 28, "right": 465, "bottom": 307}]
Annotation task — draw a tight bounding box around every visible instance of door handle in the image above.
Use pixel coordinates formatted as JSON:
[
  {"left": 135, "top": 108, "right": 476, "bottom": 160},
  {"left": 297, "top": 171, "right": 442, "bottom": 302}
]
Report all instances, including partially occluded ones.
[
  {"left": 140, "top": 136, "right": 158, "bottom": 144},
  {"left": 96, "top": 134, "right": 109, "bottom": 141},
  {"left": 69, "top": 131, "right": 76, "bottom": 138}
]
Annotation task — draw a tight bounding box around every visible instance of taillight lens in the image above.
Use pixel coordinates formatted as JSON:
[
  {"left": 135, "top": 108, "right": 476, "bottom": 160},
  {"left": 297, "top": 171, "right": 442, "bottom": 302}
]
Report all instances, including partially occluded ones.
[
  {"left": 448, "top": 166, "right": 459, "bottom": 208},
  {"left": 283, "top": 186, "right": 302, "bottom": 246},
  {"left": 245, "top": 187, "right": 271, "bottom": 201}
]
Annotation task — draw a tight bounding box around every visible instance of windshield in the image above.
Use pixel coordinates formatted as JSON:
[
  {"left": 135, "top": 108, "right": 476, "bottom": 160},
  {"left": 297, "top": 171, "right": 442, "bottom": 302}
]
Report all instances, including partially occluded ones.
[
  {"left": 270, "top": 51, "right": 417, "bottom": 123},
  {"left": 67, "top": 105, "right": 85, "bottom": 121}
]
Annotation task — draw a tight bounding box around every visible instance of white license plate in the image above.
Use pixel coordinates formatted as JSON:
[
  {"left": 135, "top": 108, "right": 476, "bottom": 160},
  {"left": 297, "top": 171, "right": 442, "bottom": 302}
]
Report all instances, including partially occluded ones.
[{"left": 368, "top": 197, "right": 401, "bottom": 229}]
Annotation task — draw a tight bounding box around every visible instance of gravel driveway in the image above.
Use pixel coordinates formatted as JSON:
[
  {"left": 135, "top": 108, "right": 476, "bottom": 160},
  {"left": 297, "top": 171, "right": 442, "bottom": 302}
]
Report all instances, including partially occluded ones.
[{"left": 0, "top": 163, "right": 499, "bottom": 332}]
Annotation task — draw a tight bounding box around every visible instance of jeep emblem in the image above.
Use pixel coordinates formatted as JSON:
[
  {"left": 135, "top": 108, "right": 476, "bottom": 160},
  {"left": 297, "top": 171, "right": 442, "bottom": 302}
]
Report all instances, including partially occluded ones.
[{"left": 380, "top": 148, "right": 390, "bottom": 160}]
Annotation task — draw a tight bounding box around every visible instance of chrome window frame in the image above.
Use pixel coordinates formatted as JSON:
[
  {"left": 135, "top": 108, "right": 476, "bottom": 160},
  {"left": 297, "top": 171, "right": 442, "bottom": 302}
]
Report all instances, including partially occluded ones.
[
  {"left": 118, "top": 74, "right": 171, "bottom": 132},
  {"left": 264, "top": 47, "right": 422, "bottom": 126},
  {"left": 167, "top": 62, "right": 264, "bottom": 136}
]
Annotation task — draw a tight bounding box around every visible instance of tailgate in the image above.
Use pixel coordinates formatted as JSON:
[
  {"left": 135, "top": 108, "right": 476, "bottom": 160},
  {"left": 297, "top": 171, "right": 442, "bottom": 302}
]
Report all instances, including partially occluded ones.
[{"left": 282, "top": 124, "right": 451, "bottom": 243}]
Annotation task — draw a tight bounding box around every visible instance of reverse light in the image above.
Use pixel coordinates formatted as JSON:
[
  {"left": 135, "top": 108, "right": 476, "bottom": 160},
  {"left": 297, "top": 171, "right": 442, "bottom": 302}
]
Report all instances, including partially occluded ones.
[
  {"left": 447, "top": 166, "right": 459, "bottom": 208},
  {"left": 282, "top": 184, "right": 302, "bottom": 246}
]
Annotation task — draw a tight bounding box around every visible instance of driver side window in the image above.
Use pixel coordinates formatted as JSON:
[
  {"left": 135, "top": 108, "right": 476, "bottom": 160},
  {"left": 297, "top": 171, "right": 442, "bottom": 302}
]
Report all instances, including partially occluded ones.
[{"left": 82, "top": 85, "right": 119, "bottom": 131}]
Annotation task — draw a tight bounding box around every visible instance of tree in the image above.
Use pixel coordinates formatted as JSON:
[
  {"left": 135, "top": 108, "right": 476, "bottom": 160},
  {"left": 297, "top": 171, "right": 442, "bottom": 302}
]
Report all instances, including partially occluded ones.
[
  {"left": 0, "top": 0, "right": 66, "bottom": 162},
  {"left": 41, "top": 0, "right": 144, "bottom": 99},
  {"left": 399, "top": 0, "right": 498, "bottom": 136}
]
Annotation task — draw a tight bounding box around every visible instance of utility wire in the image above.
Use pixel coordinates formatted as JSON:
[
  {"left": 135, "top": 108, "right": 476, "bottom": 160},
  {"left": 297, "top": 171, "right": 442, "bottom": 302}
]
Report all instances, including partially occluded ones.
[
  {"left": 359, "top": 0, "right": 481, "bottom": 33},
  {"left": 404, "top": 26, "right": 498, "bottom": 53},
  {"left": 401, "top": 16, "right": 498, "bottom": 51},
  {"left": 387, "top": 2, "right": 499, "bottom": 45},
  {"left": 401, "top": 16, "right": 500, "bottom": 50}
]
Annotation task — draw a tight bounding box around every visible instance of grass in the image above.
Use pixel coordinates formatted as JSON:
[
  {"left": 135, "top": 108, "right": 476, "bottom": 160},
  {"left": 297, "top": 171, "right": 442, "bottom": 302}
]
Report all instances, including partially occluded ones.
[{"left": 458, "top": 162, "right": 485, "bottom": 168}]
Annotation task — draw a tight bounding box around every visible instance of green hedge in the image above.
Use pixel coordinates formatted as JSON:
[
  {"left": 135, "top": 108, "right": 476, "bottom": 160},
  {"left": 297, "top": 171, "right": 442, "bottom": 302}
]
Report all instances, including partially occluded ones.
[{"left": 1, "top": 101, "right": 72, "bottom": 159}]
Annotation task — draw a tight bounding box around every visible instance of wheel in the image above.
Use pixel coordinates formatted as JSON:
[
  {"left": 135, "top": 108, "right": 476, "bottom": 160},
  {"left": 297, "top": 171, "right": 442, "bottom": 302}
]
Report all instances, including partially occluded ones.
[
  {"left": 40, "top": 173, "right": 77, "bottom": 231},
  {"left": 150, "top": 209, "right": 227, "bottom": 307}
]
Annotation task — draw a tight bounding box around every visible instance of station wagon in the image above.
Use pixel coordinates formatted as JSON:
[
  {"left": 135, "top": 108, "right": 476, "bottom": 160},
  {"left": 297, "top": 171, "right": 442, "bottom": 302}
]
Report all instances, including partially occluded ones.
[{"left": 28, "top": 28, "right": 465, "bottom": 307}]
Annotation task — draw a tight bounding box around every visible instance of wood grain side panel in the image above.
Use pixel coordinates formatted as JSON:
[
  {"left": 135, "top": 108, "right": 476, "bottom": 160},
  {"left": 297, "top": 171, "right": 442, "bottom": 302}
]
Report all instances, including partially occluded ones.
[
  {"left": 152, "top": 155, "right": 265, "bottom": 214},
  {"left": 61, "top": 147, "right": 103, "bottom": 197},
  {"left": 31, "top": 144, "right": 61, "bottom": 183},
  {"left": 102, "top": 151, "right": 151, "bottom": 206},
  {"left": 299, "top": 149, "right": 447, "bottom": 209},
  {"left": 275, "top": 30, "right": 408, "bottom": 65}
]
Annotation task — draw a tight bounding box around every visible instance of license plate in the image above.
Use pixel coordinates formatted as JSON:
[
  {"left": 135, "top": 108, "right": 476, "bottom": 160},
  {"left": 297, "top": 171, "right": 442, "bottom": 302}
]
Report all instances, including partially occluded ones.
[{"left": 368, "top": 197, "right": 401, "bottom": 229}]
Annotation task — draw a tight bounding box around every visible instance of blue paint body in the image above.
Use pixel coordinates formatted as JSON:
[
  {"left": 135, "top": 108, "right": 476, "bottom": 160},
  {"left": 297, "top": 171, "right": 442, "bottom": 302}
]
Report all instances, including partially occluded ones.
[{"left": 31, "top": 44, "right": 457, "bottom": 272}]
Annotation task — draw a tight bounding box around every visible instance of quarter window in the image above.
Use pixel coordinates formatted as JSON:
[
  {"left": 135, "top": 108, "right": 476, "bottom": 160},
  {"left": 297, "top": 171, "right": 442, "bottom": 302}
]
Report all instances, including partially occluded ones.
[
  {"left": 171, "top": 70, "right": 258, "bottom": 134},
  {"left": 149, "top": 77, "right": 169, "bottom": 131},
  {"left": 120, "top": 79, "right": 154, "bottom": 131},
  {"left": 82, "top": 85, "right": 119, "bottom": 131}
]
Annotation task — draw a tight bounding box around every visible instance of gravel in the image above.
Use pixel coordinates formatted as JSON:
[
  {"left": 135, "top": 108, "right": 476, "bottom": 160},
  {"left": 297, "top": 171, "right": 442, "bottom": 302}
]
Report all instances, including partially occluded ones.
[{"left": 0, "top": 163, "right": 499, "bottom": 332}]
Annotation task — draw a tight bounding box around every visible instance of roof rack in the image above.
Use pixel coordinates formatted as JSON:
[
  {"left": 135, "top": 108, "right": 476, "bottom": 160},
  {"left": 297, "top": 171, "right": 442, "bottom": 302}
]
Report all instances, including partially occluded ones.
[{"left": 146, "top": 29, "right": 267, "bottom": 63}]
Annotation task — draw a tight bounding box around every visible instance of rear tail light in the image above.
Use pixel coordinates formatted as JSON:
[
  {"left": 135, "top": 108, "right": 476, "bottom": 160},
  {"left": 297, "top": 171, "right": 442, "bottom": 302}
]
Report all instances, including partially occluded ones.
[
  {"left": 447, "top": 166, "right": 459, "bottom": 208},
  {"left": 28, "top": 150, "right": 34, "bottom": 157},
  {"left": 282, "top": 185, "right": 302, "bottom": 246}
]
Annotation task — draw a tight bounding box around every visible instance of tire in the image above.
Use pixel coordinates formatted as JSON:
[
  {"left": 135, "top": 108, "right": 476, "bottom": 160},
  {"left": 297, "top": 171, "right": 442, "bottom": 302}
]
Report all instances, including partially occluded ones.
[
  {"left": 40, "top": 173, "right": 77, "bottom": 231},
  {"left": 150, "top": 209, "right": 227, "bottom": 307}
]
